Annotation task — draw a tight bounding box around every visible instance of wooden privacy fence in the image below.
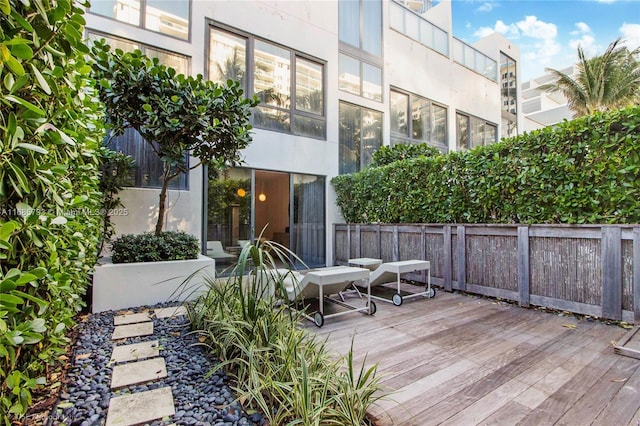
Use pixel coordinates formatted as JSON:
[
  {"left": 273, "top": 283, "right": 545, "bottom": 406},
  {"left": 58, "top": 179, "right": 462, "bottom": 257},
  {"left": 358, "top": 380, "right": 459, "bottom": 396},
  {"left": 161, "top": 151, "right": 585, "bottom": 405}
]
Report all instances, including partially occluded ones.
[{"left": 333, "top": 223, "right": 640, "bottom": 322}]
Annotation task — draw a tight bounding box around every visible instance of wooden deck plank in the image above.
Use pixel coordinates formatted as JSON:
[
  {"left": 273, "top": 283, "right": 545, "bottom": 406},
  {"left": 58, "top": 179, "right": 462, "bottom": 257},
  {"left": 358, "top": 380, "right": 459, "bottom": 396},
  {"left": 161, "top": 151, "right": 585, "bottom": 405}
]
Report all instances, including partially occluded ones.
[
  {"left": 590, "top": 357, "right": 640, "bottom": 426},
  {"left": 549, "top": 355, "right": 637, "bottom": 425},
  {"left": 307, "top": 291, "right": 639, "bottom": 426},
  {"left": 477, "top": 401, "right": 531, "bottom": 426},
  {"left": 449, "top": 331, "right": 603, "bottom": 425}
]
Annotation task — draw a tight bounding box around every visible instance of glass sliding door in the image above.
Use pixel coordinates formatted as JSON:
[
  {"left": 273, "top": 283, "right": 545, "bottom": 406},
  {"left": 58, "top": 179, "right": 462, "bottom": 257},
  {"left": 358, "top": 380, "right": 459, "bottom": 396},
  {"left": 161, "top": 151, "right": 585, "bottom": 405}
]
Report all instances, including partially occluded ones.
[
  {"left": 206, "top": 168, "right": 251, "bottom": 273},
  {"left": 206, "top": 168, "right": 325, "bottom": 271},
  {"left": 254, "top": 170, "right": 290, "bottom": 247},
  {"left": 292, "top": 174, "right": 325, "bottom": 268}
]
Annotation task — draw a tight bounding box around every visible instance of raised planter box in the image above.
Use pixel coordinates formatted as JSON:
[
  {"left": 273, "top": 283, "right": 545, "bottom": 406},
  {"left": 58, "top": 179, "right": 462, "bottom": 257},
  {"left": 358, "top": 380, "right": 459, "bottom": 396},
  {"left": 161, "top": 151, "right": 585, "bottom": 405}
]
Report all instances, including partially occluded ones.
[{"left": 92, "top": 255, "right": 216, "bottom": 313}]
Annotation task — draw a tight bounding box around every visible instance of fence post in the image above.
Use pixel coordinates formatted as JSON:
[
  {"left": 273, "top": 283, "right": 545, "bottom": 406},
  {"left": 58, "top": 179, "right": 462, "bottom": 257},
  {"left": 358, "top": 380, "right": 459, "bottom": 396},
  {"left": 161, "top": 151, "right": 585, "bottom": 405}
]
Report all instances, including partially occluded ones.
[
  {"left": 456, "top": 225, "right": 466, "bottom": 291},
  {"left": 601, "top": 226, "right": 622, "bottom": 320},
  {"left": 346, "top": 224, "right": 351, "bottom": 261},
  {"left": 517, "top": 226, "right": 530, "bottom": 308},
  {"left": 376, "top": 224, "right": 381, "bottom": 259},
  {"left": 355, "top": 224, "right": 361, "bottom": 258},
  {"left": 444, "top": 225, "right": 452, "bottom": 292},
  {"left": 634, "top": 227, "right": 640, "bottom": 322},
  {"left": 332, "top": 224, "right": 337, "bottom": 266},
  {"left": 392, "top": 225, "right": 399, "bottom": 261}
]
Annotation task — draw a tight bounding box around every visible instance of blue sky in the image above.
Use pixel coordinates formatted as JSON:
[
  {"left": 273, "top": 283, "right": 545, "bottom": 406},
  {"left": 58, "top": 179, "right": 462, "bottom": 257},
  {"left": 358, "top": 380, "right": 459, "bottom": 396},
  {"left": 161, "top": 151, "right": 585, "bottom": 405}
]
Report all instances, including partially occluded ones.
[{"left": 441, "top": 0, "right": 640, "bottom": 81}]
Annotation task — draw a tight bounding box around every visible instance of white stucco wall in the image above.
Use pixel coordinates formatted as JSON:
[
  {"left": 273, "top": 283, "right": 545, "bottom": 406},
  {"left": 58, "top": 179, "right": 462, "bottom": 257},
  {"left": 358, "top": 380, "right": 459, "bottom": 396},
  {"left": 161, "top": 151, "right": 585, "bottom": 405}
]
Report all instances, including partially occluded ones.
[{"left": 87, "top": 0, "right": 521, "bottom": 266}]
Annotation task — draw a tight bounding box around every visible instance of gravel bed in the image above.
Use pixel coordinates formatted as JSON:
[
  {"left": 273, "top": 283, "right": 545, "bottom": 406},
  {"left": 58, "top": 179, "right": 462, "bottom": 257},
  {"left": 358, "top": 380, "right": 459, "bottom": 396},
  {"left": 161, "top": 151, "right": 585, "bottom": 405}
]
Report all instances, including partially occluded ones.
[{"left": 53, "top": 303, "right": 264, "bottom": 426}]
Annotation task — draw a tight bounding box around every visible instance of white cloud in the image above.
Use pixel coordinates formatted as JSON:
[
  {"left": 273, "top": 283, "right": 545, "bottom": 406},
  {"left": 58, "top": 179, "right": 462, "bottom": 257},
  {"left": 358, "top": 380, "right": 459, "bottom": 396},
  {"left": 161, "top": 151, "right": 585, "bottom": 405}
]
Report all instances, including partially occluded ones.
[
  {"left": 571, "top": 22, "right": 592, "bottom": 35},
  {"left": 619, "top": 23, "right": 640, "bottom": 49},
  {"left": 473, "top": 20, "right": 519, "bottom": 39},
  {"left": 476, "top": 2, "right": 494, "bottom": 12},
  {"left": 516, "top": 16, "right": 557, "bottom": 40},
  {"left": 569, "top": 34, "right": 598, "bottom": 56}
]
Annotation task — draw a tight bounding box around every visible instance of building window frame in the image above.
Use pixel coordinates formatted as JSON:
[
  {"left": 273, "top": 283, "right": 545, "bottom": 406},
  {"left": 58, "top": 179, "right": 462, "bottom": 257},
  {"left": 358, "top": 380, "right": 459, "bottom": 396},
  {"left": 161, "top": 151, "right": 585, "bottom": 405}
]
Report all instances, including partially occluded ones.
[
  {"left": 207, "top": 21, "right": 327, "bottom": 140},
  {"left": 338, "top": 101, "right": 383, "bottom": 175},
  {"left": 456, "top": 111, "right": 497, "bottom": 151},
  {"left": 339, "top": 0, "right": 383, "bottom": 58},
  {"left": 88, "top": 0, "right": 191, "bottom": 41},
  {"left": 390, "top": 88, "right": 448, "bottom": 151},
  {"left": 500, "top": 51, "right": 518, "bottom": 138},
  {"left": 339, "top": 52, "right": 383, "bottom": 102}
]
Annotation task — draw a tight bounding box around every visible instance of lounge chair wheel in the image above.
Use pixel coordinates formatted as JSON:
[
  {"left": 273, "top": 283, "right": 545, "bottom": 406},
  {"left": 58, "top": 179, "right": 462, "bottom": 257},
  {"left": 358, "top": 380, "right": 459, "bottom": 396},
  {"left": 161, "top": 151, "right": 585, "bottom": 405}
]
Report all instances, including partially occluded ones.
[
  {"left": 367, "top": 301, "right": 377, "bottom": 315},
  {"left": 392, "top": 293, "right": 403, "bottom": 306},
  {"left": 314, "top": 312, "right": 324, "bottom": 328},
  {"left": 426, "top": 287, "right": 436, "bottom": 298}
]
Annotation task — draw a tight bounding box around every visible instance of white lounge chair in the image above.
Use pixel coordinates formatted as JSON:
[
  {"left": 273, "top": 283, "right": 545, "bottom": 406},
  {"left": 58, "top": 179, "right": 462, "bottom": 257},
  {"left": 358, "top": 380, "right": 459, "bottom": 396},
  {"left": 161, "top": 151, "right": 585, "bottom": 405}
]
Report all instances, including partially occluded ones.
[
  {"left": 206, "top": 241, "right": 236, "bottom": 262},
  {"left": 349, "top": 259, "right": 434, "bottom": 306},
  {"left": 266, "top": 266, "right": 376, "bottom": 327}
]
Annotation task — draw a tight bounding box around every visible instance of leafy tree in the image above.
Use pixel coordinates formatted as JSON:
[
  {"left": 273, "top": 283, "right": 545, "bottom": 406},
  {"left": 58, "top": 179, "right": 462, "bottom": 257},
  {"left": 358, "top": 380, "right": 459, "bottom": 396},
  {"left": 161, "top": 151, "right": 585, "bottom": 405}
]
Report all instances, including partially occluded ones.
[
  {"left": 542, "top": 38, "right": 640, "bottom": 117},
  {"left": 91, "top": 41, "right": 259, "bottom": 234}
]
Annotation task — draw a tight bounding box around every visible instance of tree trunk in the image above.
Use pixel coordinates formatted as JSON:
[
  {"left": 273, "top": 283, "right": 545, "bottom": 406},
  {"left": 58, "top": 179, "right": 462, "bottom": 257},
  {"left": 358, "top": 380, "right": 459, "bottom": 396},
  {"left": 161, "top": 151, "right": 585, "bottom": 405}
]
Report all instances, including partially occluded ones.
[{"left": 155, "top": 164, "right": 172, "bottom": 235}]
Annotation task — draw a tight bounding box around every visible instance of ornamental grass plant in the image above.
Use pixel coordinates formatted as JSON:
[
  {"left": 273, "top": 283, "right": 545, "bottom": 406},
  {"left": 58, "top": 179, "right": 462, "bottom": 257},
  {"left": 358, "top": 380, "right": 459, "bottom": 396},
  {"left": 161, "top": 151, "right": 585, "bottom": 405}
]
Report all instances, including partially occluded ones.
[{"left": 188, "top": 239, "right": 386, "bottom": 425}]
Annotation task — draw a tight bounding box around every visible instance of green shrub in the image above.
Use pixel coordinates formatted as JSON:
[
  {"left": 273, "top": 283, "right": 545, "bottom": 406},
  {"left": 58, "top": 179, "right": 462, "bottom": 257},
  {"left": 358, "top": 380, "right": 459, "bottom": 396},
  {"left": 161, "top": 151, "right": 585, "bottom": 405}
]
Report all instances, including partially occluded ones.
[
  {"left": 111, "top": 231, "right": 200, "bottom": 263},
  {"left": 0, "top": 0, "right": 104, "bottom": 421},
  {"left": 332, "top": 106, "right": 640, "bottom": 224},
  {"left": 372, "top": 142, "right": 441, "bottom": 166},
  {"left": 189, "top": 240, "right": 386, "bottom": 425}
]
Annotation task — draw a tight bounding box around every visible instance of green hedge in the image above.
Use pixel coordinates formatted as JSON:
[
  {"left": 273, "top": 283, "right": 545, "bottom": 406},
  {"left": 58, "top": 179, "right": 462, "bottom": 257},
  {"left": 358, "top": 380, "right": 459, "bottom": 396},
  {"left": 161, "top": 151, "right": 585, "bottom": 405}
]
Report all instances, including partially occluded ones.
[
  {"left": 332, "top": 106, "right": 640, "bottom": 224},
  {"left": 111, "top": 232, "right": 200, "bottom": 264},
  {"left": 0, "top": 0, "right": 103, "bottom": 421}
]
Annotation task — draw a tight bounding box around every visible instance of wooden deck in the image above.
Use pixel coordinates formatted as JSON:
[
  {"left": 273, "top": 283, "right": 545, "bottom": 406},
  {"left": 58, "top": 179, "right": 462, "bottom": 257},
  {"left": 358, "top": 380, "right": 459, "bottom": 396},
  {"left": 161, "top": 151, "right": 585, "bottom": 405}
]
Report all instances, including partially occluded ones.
[{"left": 309, "top": 286, "right": 640, "bottom": 426}]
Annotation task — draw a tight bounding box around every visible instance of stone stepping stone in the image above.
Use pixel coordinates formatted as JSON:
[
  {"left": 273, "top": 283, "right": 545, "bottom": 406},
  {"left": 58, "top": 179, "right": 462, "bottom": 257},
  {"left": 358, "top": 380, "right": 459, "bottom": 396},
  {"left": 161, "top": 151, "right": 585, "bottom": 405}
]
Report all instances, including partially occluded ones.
[
  {"left": 106, "top": 386, "right": 175, "bottom": 426},
  {"left": 112, "top": 322, "right": 153, "bottom": 340},
  {"left": 154, "top": 305, "right": 187, "bottom": 318},
  {"left": 110, "top": 357, "right": 167, "bottom": 389},
  {"left": 111, "top": 340, "right": 160, "bottom": 364},
  {"left": 114, "top": 312, "right": 151, "bottom": 326}
]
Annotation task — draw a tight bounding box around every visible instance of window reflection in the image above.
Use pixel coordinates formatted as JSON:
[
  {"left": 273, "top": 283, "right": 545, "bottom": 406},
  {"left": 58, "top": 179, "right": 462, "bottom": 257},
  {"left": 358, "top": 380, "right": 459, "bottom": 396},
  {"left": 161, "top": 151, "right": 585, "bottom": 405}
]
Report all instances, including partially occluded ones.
[
  {"left": 296, "top": 58, "right": 323, "bottom": 115},
  {"left": 339, "top": 102, "right": 382, "bottom": 175},
  {"left": 209, "top": 29, "right": 246, "bottom": 87},
  {"left": 391, "top": 89, "right": 447, "bottom": 150},
  {"left": 254, "top": 40, "right": 291, "bottom": 109},
  {"left": 339, "top": 53, "right": 361, "bottom": 95},
  {"left": 89, "top": 0, "right": 189, "bottom": 40},
  {"left": 362, "top": 62, "right": 382, "bottom": 101},
  {"left": 456, "top": 112, "right": 496, "bottom": 150},
  {"left": 145, "top": 0, "right": 189, "bottom": 39},
  {"left": 208, "top": 24, "right": 325, "bottom": 139},
  {"left": 390, "top": 91, "right": 409, "bottom": 135}
]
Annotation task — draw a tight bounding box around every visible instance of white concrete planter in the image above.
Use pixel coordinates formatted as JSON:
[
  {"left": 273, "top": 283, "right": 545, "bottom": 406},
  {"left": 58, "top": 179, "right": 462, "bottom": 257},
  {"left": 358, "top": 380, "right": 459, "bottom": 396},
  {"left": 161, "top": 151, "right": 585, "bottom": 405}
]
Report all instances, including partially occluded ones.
[{"left": 92, "top": 255, "right": 215, "bottom": 313}]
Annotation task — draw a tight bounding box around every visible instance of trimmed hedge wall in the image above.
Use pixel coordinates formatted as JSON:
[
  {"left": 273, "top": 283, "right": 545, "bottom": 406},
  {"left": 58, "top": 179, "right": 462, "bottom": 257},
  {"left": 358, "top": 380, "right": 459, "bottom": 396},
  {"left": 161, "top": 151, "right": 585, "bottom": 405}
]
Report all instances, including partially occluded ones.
[
  {"left": 0, "top": 1, "right": 103, "bottom": 420},
  {"left": 332, "top": 106, "right": 640, "bottom": 224}
]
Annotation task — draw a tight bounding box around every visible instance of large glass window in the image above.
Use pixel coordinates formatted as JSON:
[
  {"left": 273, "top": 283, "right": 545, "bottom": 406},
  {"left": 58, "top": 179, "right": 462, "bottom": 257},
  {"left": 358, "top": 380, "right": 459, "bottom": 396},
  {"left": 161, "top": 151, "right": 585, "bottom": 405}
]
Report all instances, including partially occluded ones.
[
  {"left": 254, "top": 40, "right": 292, "bottom": 132},
  {"left": 390, "top": 89, "right": 447, "bottom": 150},
  {"left": 88, "top": 32, "right": 190, "bottom": 190},
  {"left": 209, "top": 28, "right": 247, "bottom": 88},
  {"left": 89, "top": 0, "right": 190, "bottom": 40},
  {"left": 339, "top": 53, "right": 382, "bottom": 102},
  {"left": 456, "top": 112, "right": 497, "bottom": 150},
  {"left": 500, "top": 52, "right": 518, "bottom": 138},
  {"left": 339, "top": 102, "right": 382, "bottom": 174},
  {"left": 339, "top": 0, "right": 382, "bottom": 56},
  {"left": 208, "top": 24, "right": 326, "bottom": 139}
]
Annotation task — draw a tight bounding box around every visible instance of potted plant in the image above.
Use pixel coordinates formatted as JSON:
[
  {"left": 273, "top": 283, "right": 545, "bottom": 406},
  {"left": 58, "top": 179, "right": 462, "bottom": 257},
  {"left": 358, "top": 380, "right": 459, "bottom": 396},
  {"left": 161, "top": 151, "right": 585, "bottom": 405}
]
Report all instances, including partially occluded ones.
[{"left": 89, "top": 41, "right": 259, "bottom": 312}]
